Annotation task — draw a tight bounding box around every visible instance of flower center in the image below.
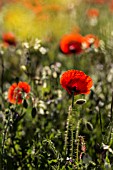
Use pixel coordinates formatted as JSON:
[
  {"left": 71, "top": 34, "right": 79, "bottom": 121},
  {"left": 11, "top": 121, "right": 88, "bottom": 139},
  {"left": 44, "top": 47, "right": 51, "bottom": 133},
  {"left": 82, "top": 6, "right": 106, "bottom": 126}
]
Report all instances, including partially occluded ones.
[
  {"left": 13, "top": 87, "right": 22, "bottom": 101},
  {"left": 68, "top": 41, "right": 81, "bottom": 53},
  {"left": 67, "top": 86, "right": 80, "bottom": 94}
]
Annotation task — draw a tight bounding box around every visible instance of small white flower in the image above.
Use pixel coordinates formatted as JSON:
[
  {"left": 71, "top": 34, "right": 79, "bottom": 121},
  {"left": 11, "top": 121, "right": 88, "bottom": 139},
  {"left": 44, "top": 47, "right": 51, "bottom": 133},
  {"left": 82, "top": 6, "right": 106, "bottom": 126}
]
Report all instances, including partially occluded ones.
[
  {"left": 39, "top": 47, "right": 47, "bottom": 55},
  {"left": 22, "top": 42, "right": 29, "bottom": 49},
  {"left": 34, "top": 43, "right": 41, "bottom": 50}
]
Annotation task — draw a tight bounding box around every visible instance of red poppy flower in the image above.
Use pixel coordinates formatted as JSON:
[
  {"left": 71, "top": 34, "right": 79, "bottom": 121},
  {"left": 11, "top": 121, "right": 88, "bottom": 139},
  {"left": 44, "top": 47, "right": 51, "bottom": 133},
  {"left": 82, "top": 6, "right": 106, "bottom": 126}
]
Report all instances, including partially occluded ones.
[
  {"left": 109, "top": 0, "right": 113, "bottom": 13},
  {"left": 59, "top": 33, "right": 84, "bottom": 55},
  {"left": 8, "top": 82, "right": 30, "bottom": 104},
  {"left": 86, "top": 8, "right": 99, "bottom": 17},
  {"left": 60, "top": 70, "right": 93, "bottom": 95},
  {"left": 82, "top": 34, "right": 100, "bottom": 49},
  {"left": 2, "top": 32, "right": 17, "bottom": 46}
]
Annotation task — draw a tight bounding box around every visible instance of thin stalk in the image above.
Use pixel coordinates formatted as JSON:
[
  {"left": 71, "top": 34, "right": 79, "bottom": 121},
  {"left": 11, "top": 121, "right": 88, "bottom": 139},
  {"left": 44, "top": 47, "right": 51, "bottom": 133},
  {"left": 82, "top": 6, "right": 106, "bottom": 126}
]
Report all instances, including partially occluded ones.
[
  {"left": 64, "top": 105, "right": 72, "bottom": 155},
  {"left": 110, "top": 91, "right": 113, "bottom": 122},
  {"left": 72, "top": 91, "right": 75, "bottom": 108},
  {"left": 108, "top": 92, "right": 113, "bottom": 143},
  {"left": 70, "top": 99, "right": 74, "bottom": 159},
  {"left": 0, "top": 53, "right": 5, "bottom": 110},
  {"left": 98, "top": 110, "right": 103, "bottom": 142},
  {"left": 2, "top": 113, "right": 11, "bottom": 170},
  {"left": 73, "top": 54, "right": 76, "bottom": 69},
  {"left": 75, "top": 119, "right": 81, "bottom": 163},
  {"left": 0, "top": 53, "right": 4, "bottom": 93},
  {"left": 70, "top": 121, "right": 74, "bottom": 159},
  {"left": 73, "top": 54, "right": 80, "bottom": 70}
]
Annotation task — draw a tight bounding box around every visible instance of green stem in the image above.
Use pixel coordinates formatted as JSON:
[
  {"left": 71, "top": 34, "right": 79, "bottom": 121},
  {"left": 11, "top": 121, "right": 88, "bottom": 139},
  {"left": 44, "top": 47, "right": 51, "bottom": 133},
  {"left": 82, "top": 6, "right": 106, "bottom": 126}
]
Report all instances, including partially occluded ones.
[
  {"left": 75, "top": 119, "right": 81, "bottom": 163},
  {"left": 72, "top": 91, "right": 75, "bottom": 108},
  {"left": 70, "top": 121, "right": 74, "bottom": 159},
  {"left": 99, "top": 110, "right": 102, "bottom": 142},
  {"left": 110, "top": 91, "right": 113, "bottom": 122},
  {"left": 64, "top": 106, "right": 72, "bottom": 155},
  {"left": 73, "top": 54, "right": 80, "bottom": 70},
  {"left": 0, "top": 53, "right": 4, "bottom": 93},
  {"left": 2, "top": 113, "right": 11, "bottom": 170}
]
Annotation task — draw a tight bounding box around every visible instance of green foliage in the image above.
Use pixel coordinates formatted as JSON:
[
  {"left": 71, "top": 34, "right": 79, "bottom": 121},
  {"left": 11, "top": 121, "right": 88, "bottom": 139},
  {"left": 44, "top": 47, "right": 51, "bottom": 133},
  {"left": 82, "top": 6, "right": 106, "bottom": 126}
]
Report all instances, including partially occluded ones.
[{"left": 1, "top": 0, "right": 113, "bottom": 169}]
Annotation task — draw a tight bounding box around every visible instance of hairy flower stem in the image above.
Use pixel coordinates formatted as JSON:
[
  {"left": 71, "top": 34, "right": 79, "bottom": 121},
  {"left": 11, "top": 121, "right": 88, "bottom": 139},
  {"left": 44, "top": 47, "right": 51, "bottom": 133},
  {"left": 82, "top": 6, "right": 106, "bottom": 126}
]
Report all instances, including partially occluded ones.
[
  {"left": 67, "top": 92, "right": 75, "bottom": 157},
  {"left": 64, "top": 92, "right": 75, "bottom": 157},
  {"left": 64, "top": 105, "right": 72, "bottom": 155},
  {"left": 75, "top": 119, "right": 81, "bottom": 163},
  {"left": 70, "top": 121, "right": 74, "bottom": 159},
  {"left": 2, "top": 113, "right": 11, "bottom": 170}
]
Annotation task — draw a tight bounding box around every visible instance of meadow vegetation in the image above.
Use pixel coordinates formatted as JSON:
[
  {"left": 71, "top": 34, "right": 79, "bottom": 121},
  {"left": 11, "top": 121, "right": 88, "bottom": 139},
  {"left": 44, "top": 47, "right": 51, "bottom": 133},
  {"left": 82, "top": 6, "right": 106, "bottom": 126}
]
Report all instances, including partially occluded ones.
[{"left": 0, "top": 0, "right": 113, "bottom": 169}]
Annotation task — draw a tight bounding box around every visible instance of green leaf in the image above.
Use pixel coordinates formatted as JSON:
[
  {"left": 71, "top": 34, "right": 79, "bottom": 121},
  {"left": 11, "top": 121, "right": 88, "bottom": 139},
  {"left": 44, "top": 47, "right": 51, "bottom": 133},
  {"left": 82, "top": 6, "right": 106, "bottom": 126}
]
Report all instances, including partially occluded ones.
[{"left": 31, "top": 107, "right": 37, "bottom": 118}]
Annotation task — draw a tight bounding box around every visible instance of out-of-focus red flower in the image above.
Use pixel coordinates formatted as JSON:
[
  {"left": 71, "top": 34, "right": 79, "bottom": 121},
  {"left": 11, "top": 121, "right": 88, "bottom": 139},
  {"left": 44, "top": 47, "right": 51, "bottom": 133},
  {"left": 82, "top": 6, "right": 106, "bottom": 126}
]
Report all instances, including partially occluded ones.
[
  {"left": 22, "top": 1, "right": 43, "bottom": 15},
  {"left": 60, "top": 70, "right": 93, "bottom": 95},
  {"left": 86, "top": 8, "right": 99, "bottom": 17},
  {"left": 59, "top": 33, "right": 84, "bottom": 55},
  {"left": 2, "top": 32, "right": 17, "bottom": 46},
  {"left": 109, "top": 0, "right": 113, "bottom": 13},
  {"left": 95, "top": 0, "right": 110, "bottom": 4},
  {"left": 8, "top": 82, "right": 30, "bottom": 104},
  {"left": 82, "top": 34, "right": 100, "bottom": 49}
]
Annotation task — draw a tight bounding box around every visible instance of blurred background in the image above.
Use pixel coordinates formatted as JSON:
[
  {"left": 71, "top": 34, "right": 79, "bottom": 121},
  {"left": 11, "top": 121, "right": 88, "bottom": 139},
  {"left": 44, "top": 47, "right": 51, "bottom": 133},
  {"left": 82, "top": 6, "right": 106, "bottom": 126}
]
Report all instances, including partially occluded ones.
[
  {"left": 0, "top": 0, "right": 80, "bottom": 41},
  {"left": 0, "top": 0, "right": 113, "bottom": 42}
]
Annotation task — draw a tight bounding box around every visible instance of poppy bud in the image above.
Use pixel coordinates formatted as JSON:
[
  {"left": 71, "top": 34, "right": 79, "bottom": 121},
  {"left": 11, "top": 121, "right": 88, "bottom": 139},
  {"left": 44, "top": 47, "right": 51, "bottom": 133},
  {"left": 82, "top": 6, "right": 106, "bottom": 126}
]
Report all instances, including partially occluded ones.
[{"left": 75, "top": 99, "right": 86, "bottom": 105}]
